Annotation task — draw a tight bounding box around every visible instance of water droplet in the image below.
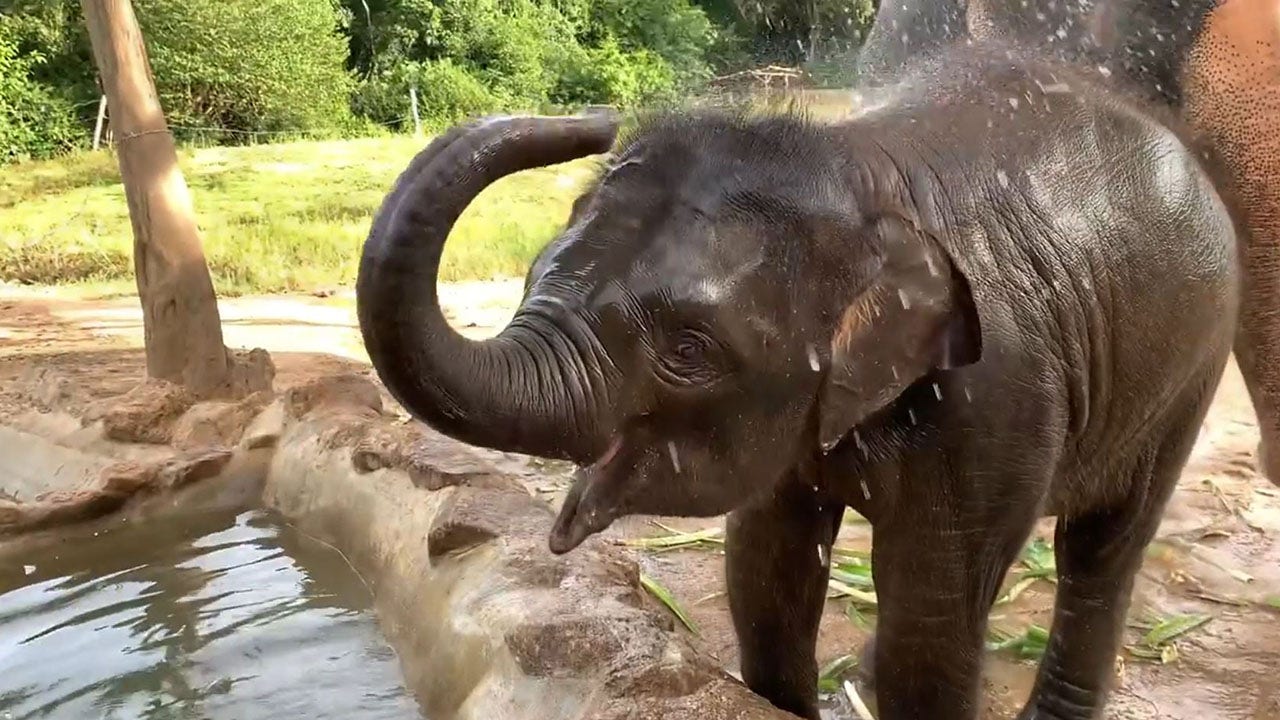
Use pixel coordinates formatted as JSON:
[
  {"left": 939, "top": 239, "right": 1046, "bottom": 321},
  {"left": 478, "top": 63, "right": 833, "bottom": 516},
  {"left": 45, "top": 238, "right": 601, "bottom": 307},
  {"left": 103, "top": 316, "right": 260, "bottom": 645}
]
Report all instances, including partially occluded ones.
[
  {"left": 24, "top": 565, "right": 35, "bottom": 575},
  {"left": 667, "top": 442, "right": 681, "bottom": 474},
  {"left": 1097, "top": 65, "right": 1113, "bottom": 77},
  {"left": 1008, "top": 97, "right": 1020, "bottom": 110},
  {"left": 860, "top": 479, "right": 871, "bottom": 500},
  {"left": 818, "top": 544, "right": 830, "bottom": 567},
  {"left": 908, "top": 408, "right": 917, "bottom": 425},
  {"left": 933, "top": 383, "right": 943, "bottom": 400},
  {"left": 890, "top": 365, "right": 899, "bottom": 380},
  {"left": 898, "top": 288, "right": 911, "bottom": 309},
  {"left": 996, "top": 169, "right": 1010, "bottom": 188},
  {"left": 964, "top": 387, "right": 973, "bottom": 402},
  {"left": 807, "top": 343, "right": 821, "bottom": 372}
]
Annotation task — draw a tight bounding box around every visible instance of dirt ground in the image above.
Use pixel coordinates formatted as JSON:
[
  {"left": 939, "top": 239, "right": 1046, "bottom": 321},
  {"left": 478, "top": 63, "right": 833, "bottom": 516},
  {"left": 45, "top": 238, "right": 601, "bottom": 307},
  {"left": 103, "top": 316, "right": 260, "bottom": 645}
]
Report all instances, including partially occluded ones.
[{"left": 4, "top": 282, "right": 1280, "bottom": 719}]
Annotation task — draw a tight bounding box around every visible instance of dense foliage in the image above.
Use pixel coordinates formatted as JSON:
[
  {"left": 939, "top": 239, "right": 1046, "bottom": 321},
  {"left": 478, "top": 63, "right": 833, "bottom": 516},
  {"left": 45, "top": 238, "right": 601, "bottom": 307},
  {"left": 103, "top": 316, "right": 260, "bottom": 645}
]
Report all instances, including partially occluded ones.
[
  {"left": 0, "top": 16, "right": 82, "bottom": 161},
  {"left": 0, "top": 0, "right": 878, "bottom": 162}
]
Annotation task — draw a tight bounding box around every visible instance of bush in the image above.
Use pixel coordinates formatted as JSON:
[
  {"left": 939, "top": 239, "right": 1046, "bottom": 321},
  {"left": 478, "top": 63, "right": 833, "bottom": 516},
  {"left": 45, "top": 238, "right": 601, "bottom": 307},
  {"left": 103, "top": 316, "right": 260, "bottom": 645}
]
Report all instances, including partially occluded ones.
[
  {"left": 132, "top": 0, "right": 355, "bottom": 139},
  {"left": 549, "top": 38, "right": 677, "bottom": 108},
  {"left": 588, "top": 0, "right": 713, "bottom": 86},
  {"left": 354, "top": 59, "right": 504, "bottom": 130},
  {"left": 0, "top": 17, "right": 82, "bottom": 161}
]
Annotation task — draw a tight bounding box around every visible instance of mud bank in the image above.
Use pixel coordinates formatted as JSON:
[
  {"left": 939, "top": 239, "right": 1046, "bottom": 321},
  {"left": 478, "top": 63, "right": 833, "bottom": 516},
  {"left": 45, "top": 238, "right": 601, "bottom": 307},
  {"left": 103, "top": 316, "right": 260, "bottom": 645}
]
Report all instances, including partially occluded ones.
[
  {"left": 0, "top": 366, "right": 793, "bottom": 720},
  {"left": 261, "top": 375, "right": 792, "bottom": 720}
]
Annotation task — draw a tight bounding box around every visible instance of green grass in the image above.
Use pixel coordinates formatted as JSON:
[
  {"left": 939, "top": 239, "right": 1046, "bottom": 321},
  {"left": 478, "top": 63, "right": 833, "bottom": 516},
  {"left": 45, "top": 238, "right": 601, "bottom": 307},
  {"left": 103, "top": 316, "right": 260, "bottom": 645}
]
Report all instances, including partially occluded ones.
[
  {"left": 0, "top": 135, "right": 601, "bottom": 294},
  {"left": 0, "top": 92, "right": 858, "bottom": 295}
]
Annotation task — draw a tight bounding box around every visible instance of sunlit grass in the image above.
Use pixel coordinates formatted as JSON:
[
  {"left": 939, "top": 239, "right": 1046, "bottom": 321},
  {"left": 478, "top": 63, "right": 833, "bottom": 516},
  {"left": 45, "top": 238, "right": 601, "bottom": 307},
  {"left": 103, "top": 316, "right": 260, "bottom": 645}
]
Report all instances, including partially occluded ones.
[
  {"left": 0, "top": 135, "right": 599, "bottom": 294},
  {"left": 0, "top": 90, "right": 857, "bottom": 295}
]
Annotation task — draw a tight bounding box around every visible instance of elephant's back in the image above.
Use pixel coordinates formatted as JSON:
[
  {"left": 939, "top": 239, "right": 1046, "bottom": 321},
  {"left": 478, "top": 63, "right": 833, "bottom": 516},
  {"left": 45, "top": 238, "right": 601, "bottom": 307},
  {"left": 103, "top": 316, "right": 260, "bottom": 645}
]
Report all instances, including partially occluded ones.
[{"left": 853, "top": 46, "right": 1241, "bottom": 463}]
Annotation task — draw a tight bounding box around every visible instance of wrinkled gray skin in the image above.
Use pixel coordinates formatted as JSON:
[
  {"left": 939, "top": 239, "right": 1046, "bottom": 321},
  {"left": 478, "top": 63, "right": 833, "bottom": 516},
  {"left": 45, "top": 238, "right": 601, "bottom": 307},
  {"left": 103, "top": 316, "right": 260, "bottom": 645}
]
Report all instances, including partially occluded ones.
[
  {"left": 860, "top": 0, "right": 1280, "bottom": 493},
  {"left": 356, "top": 45, "right": 1240, "bottom": 720}
]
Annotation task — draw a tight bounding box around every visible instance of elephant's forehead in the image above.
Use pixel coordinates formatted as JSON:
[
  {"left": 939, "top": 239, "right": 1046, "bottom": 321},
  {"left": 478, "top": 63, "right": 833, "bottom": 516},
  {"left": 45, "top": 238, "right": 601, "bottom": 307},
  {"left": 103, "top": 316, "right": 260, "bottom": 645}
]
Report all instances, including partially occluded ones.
[{"left": 633, "top": 221, "right": 766, "bottom": 302}]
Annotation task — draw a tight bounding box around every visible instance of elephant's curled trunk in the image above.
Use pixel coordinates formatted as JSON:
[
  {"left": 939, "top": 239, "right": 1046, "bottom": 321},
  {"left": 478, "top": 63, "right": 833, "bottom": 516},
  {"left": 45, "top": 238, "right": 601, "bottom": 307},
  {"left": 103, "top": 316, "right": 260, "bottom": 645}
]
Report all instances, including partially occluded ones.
[{"left": 355, "top": 114, "right": 620, "bottom": 461}]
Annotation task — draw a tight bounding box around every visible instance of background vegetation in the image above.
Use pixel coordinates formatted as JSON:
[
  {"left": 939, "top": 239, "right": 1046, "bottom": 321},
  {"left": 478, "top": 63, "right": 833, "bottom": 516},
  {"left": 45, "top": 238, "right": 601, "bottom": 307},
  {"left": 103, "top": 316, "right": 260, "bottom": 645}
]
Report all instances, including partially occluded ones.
[
  {"left": 0, "top": 0, "right": 875, "bottom": 293},
  {"left": 0, "top": 0, "right": 878, "bottom": 160}
]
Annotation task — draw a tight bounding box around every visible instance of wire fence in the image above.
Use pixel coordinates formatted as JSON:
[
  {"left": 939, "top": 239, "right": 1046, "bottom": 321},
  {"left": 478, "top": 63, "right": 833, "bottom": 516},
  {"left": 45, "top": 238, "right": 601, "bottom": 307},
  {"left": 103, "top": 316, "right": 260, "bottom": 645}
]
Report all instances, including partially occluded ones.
[{"left": 96, "top": 114, "right": 421, "bottom": 149}]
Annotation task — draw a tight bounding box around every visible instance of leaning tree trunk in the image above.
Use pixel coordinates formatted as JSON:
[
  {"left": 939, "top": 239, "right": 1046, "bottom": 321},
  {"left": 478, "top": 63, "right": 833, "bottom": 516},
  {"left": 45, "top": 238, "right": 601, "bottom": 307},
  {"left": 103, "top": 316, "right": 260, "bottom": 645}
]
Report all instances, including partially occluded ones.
[{"left": 80, "top": 0, "right": 232, "bottom": 397}]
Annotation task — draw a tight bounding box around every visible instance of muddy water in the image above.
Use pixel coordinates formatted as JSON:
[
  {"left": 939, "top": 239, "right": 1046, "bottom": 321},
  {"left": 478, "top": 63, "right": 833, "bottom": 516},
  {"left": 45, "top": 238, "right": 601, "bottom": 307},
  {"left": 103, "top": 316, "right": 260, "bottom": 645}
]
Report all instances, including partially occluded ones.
[{"left": 0, "top": 507, "right": 422, "bottom": 720}]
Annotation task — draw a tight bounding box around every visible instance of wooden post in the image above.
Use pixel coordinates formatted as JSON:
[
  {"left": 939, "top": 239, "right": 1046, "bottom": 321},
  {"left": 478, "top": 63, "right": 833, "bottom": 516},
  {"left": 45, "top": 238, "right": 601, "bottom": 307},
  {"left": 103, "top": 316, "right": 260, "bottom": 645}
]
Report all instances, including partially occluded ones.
[
  {"left": 92, "top": 95, "right": 108, "bottom": 150},
  {"left": 80, "top": 0, "right": 233, "bottom": 397},
  {"left": 410, "top": 86, "right": 422, "bottom": 136}
]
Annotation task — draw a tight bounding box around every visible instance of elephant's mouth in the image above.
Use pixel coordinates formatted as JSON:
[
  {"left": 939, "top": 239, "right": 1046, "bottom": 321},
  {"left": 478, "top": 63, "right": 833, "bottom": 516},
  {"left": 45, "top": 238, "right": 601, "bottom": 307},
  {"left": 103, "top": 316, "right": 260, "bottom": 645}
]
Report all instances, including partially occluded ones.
[{"left": 548, "top": 435, "right": 629, "bottom": 554}]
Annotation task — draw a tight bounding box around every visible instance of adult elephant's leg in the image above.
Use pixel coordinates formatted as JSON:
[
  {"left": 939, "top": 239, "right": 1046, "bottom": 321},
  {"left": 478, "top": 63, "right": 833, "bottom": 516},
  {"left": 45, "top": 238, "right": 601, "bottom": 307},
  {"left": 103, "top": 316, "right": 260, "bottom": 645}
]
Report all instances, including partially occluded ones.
[
  {"left": 725, "top": 474, "right": 844, "bottom": 720},
  {"left": 869, "top": 497, "right": 1036, "bottom": 720},
  {"left": 1183, "top": 0, "right": 1280, "bottom": 483},
  {"left": 1017, "top": 395, "right": 1210, "bottom": 719}
]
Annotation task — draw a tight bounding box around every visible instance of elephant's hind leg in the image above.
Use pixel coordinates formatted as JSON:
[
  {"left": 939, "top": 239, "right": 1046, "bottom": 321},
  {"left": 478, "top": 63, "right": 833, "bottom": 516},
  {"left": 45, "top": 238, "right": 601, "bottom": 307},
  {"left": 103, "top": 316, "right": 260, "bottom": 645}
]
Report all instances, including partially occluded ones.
[
  {"left": 1018, "top": 388, "right": 1216, "bottom": 719},
  {"left": 1183, "top": 0, "right": 1280, "bottom": 484}
]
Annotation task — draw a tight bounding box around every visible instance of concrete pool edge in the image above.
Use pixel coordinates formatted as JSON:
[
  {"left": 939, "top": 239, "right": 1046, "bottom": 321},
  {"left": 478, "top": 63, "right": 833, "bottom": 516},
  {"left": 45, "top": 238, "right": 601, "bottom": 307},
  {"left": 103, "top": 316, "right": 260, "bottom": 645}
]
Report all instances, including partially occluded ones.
[
  {"left": 261, "top": 374, "right": 796, "bottom": 720},
  {"left": 0, "top": 369, "right": 796, "bottom": 720}
]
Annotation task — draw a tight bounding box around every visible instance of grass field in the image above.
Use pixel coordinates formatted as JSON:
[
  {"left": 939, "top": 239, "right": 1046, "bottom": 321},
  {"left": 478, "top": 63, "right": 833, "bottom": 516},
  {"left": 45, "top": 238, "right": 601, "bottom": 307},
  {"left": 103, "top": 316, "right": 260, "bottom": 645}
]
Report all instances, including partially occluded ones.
[
  {"left": 0, "top": 135, "right": 601, "bottom": 295},
  {"left": 0, "top": 89, "right": 852, "bottom": 296}
]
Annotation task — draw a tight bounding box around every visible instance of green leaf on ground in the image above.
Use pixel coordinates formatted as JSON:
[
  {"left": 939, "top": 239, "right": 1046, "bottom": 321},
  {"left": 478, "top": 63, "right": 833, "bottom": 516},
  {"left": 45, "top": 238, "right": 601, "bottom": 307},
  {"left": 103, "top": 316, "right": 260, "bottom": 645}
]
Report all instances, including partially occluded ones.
[
  {"left": 639, "top": 572, "right": 698, "bottom": 634},
  {"left": 1140, "top": 613, "right": 1212, "bottom": 648},
  {"left": 987, "top": 624, "right": 1050, "bottom": 661},
  {"left": 817, "top": 654, "right": 860, "bottom": 694}
]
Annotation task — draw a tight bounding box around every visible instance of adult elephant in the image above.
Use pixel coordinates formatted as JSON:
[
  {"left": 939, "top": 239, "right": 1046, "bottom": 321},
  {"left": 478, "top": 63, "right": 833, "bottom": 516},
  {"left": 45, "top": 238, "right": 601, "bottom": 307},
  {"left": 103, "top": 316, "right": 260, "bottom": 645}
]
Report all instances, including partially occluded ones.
[
  {"left": 355, "top": 39, "right": 1240, "bottom": 720},
  {"left": 858, "top": 0, "right": 1280, "bottom": 484}
]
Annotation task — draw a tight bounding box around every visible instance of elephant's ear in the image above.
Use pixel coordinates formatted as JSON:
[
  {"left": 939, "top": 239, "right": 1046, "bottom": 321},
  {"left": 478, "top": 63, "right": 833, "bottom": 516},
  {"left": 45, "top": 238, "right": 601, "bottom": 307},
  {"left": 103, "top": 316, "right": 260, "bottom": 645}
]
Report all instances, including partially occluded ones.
[{"left": 818, "top": 214, "right": 983, "bottom": 452}]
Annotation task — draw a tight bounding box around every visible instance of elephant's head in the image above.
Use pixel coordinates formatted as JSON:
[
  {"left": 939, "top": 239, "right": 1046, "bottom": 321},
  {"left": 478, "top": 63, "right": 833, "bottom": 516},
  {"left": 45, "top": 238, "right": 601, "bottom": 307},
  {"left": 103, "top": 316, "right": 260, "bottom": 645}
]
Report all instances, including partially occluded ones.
[{"left": 356, "top": 111, "right": 983, "bottom": 555}]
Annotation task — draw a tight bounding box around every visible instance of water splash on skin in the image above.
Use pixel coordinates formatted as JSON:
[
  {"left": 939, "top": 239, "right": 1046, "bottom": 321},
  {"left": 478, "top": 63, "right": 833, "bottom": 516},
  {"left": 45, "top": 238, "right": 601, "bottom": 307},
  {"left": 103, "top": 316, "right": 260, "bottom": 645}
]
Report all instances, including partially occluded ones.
[
  {"left": 933, "top": 383, "right": 943, "bottom": 400},
  {"left": 891, "top": 365, "right": 899, "bottom": 380},
  {"left": 853, "top": 430, "right": 867, "bottom": 454},
  {"left": 1038, "top": 81, "right": 1071, "bottom": 93},
  {"left": 908, "top": 408, "right": 917, "bottom": 425},
  {"left": 807, "top": 343, "right": 821, "bottom": 372},
  {"left": 996, "top": 169, "right": 1010, "bottom": 188},
  {"left": 860, "top": 479, "right": 871, "bottom": 500},
  {"left": 817, "top": 544, "right": 830, "bottom": 568},
  {"left": 897, "top": 288, "right": 911, "bottom": 310},
  {"left": 964, "top": 387, "right": 973, "bottom": 402},
  {"left": 667, "top": 442, "right": 681, "bottom": 474}
]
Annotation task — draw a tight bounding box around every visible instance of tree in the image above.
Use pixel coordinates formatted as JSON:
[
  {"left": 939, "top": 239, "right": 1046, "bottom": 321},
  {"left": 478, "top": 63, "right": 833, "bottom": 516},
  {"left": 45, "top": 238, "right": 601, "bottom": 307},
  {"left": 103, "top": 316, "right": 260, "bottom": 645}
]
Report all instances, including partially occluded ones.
[{"left": 79, "top": 0, "right": 249, "bottom": 397}]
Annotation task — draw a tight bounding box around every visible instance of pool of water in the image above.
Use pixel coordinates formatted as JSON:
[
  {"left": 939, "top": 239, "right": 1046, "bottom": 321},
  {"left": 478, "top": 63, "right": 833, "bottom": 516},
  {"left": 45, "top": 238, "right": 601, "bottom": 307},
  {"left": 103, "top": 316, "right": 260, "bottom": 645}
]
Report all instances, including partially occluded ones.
[{"left": 0, "top": 506, "right": 422, "bottom": 720}]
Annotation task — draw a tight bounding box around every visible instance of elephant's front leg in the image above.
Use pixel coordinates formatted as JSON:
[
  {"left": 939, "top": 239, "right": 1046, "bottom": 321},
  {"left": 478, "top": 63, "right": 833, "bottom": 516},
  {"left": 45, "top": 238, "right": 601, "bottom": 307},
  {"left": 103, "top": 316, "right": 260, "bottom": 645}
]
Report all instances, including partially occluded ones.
[
  {"left": 870, "top": 515, "right": 1031, "bottom": 720},
  {"left": 726, "top": 474, "right": 844, "bottom": 720}
]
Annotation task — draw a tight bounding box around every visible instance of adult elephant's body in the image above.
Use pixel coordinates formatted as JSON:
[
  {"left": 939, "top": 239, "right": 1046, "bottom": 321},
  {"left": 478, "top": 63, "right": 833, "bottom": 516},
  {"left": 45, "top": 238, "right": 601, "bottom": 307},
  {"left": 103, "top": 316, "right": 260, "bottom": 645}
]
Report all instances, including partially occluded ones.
[
  {"left": 858, "top": 0, "right": 1280, "bottom": 484},
  {"left": 357, "top": 41, "right": 1239, "bottom": 720}
]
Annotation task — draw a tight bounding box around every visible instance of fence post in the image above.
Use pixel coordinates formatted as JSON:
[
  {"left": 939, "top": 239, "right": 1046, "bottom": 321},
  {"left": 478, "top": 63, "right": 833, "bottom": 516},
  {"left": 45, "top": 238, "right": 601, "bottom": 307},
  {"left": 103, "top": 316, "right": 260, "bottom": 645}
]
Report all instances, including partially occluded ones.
[
  {"left": 409, "top": 86, "right": 422, "bottom": 137},
  {"left": 92, "top": 95, "right": 108, "bottom": 150}
]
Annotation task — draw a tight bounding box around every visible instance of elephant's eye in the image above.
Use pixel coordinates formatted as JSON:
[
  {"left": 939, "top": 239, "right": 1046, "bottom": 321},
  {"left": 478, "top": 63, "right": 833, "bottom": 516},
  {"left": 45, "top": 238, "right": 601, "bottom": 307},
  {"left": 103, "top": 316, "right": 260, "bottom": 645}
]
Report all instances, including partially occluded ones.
[{"left": 657, "top": 329, "right": 724, "bottom": 386}]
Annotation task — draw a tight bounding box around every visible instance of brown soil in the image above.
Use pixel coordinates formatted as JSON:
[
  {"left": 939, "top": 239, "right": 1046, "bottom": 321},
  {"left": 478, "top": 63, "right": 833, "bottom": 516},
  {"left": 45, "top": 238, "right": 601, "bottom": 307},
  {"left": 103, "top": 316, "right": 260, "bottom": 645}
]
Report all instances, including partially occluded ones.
[{"left": 3, "top": 283, "right": 1279, "bottom": 719}]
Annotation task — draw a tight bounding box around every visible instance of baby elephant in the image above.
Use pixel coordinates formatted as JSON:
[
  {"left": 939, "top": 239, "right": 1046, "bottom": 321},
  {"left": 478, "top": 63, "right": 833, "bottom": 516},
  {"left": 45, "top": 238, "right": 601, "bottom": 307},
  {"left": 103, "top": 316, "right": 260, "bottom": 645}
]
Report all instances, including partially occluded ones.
[{"left": 356, "top": 44, "right": 1240, "bottom": 720}]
